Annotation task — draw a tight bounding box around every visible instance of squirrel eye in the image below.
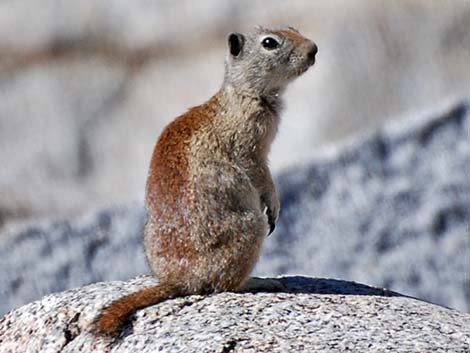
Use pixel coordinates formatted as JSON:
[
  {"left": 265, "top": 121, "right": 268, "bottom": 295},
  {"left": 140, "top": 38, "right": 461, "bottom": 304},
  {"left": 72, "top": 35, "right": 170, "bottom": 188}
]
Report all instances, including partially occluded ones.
[{"left": 261, "top": 37, "right": 280, "bottom": 50}]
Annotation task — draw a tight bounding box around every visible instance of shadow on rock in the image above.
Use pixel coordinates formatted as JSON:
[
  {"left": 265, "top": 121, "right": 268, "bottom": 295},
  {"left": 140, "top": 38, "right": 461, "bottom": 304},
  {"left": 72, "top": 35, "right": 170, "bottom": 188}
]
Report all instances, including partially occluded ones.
[{"left": 278, "top": 276, "right": 406, "bottom": 297}]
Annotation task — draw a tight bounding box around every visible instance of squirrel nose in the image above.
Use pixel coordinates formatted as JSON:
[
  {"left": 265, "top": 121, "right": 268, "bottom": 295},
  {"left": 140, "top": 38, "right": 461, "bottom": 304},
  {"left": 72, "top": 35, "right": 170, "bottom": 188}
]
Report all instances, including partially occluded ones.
[{"left": 307, "top": 43, "right": 318, "bottom": 63}]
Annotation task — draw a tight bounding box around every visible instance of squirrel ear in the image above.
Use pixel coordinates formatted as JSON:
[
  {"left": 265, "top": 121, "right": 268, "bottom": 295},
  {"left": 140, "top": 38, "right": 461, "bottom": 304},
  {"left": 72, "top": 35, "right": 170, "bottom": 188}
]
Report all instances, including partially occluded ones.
[{"left": 228, "top": 33, "right": 244, "bottom": 57}]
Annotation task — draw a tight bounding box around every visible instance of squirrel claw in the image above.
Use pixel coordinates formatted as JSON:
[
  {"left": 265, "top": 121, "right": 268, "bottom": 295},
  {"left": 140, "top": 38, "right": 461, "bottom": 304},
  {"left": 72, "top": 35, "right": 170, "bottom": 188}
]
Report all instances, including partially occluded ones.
[
  {"left": 265, "top": 207, "right": 276, "bottom": 236},
  {"left": 268, "top": 221, "right": 275, "bottom": 236}
]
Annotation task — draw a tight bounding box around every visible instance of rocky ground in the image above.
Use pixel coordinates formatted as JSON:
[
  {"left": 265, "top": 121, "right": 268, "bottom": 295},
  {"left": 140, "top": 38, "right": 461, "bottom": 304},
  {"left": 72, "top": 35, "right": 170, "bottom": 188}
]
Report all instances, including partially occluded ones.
[
  {"left": 1, "top": 99, "right": 469, "bottom": 317},
  {"left": 1, "top": 276, "right": 469, "bottom": 353}
]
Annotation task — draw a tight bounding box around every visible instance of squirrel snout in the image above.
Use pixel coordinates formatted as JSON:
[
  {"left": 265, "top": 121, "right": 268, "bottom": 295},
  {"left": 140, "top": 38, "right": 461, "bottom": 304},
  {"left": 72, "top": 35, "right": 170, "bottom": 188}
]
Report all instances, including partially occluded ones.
[{"left": 307, "top": 43, "right": 318, "bottom": 65}]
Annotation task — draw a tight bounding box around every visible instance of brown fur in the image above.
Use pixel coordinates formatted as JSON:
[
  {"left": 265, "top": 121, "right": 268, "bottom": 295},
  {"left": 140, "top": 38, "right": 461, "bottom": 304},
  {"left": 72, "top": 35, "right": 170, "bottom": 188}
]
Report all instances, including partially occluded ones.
[
  {"left": 94, "top": 283, "right": 182, "bottom": 335},
  {"left": 92, "top": 26, "right": 317, "bottom": 337}
]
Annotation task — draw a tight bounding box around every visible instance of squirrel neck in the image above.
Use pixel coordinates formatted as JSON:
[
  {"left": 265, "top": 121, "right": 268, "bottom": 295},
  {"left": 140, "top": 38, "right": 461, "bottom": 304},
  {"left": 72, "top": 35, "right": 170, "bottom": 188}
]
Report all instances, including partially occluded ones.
[
  {"left": 209, "top": 82, "right": 283, "bottom": 161},
  {"left": 219, "top": 80, "right": 285, "bottom": 114},
  {"left": 217, "top": 82, "right": 284, "bottom": 122}
]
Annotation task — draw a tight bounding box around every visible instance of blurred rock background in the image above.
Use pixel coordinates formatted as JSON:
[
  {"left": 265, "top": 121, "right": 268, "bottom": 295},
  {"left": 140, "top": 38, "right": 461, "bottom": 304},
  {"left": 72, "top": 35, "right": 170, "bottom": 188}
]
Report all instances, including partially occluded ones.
[
  {"left": 0, "top": 1, "right": 469, "bottom": 314},
  {"left": 2, "top": 0, "right": 470, "bottom": 224}
]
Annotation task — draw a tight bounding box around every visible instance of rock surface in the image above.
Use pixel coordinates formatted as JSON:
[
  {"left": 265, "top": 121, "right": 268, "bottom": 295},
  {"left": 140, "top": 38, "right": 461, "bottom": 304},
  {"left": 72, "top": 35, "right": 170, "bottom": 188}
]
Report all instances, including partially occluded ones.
[
  {"left": 1, "top": 276, "right": 469, "bottom": 353},
  {"left": 1, "top": 99, "right": 469, "bottom": 317},
  {"left": 1, "top": 1, "right": 470, "bottom": 223}
]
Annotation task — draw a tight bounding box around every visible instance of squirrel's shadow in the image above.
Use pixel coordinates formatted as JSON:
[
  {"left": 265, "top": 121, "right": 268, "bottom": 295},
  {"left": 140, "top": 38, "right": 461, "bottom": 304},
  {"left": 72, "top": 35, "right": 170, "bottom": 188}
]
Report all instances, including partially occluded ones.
[
  {"left": 250, "top": 276, "right": 439, "bottom": 307},
  {"left": 276, "top": 276, "right": 401, "bottom": 296}
]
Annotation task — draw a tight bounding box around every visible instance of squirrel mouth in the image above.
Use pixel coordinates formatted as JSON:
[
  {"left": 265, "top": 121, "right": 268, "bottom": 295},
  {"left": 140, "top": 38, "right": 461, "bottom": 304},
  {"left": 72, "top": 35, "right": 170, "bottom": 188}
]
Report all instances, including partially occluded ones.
[{"left": 296, "top": 60, "right": 314, "bottom": 76}]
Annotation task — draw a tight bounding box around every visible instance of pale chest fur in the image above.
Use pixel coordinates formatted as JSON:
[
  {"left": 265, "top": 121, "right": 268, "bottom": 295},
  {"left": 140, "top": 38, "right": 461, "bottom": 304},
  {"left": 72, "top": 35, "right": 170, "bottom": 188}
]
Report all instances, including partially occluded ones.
[
  {"left": 191, "top": 93, "right": 280, "bottom": 167},
  {"left": 226, "top": 107, "right": 279, "bottom": 163}
]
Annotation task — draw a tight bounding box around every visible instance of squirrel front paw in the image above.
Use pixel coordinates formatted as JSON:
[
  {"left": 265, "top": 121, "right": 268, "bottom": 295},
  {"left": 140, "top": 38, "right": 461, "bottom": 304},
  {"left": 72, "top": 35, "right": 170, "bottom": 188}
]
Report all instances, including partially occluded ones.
[{"left": 261, "top": 192, "right": 280, "bottom": 235}]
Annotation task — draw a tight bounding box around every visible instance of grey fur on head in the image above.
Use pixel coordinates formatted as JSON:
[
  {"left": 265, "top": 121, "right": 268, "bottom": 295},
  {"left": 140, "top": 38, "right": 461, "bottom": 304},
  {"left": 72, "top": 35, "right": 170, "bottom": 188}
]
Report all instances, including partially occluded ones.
[{"left": 223, "top": 27, "right": 317, "bottom": 97}]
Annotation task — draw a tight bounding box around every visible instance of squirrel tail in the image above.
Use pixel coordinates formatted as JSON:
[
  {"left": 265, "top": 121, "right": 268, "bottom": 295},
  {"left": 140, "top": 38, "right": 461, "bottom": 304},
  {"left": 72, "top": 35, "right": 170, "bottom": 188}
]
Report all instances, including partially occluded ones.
[{"left": 92, "top": 283, "right": 181, "bottom": 337}]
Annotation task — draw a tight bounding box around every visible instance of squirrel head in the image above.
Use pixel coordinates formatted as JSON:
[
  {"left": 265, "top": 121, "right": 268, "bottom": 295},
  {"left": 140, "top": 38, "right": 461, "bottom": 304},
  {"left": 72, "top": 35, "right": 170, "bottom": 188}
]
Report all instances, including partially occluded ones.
[{"left": 223, "top": 26, "right": 317, "bottom": 97}]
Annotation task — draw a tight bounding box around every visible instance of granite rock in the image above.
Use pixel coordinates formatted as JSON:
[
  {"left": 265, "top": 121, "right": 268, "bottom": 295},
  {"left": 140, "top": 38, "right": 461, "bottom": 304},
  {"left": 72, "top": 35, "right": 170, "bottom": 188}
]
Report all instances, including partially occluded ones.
[
  {"left": 0, "top": 205, "right": 147, "bottom": 315},
  {"left": 1, "top": 276, "right": 469, "bottom": 353}
]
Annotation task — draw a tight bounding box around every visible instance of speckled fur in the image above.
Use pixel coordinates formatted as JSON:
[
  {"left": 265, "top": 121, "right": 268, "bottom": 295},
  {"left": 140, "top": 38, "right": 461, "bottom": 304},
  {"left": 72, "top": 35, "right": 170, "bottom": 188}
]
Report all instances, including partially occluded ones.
[{"left": 93, "top": 26, "right": 317, "bottom": 337}]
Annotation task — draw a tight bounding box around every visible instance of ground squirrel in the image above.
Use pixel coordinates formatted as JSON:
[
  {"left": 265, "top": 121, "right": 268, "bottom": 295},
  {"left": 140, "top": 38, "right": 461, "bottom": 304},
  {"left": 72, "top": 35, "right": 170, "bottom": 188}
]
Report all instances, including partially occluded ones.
[{"left": 93, "top": 26, "right": 317, "bottom": 336}]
